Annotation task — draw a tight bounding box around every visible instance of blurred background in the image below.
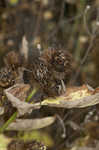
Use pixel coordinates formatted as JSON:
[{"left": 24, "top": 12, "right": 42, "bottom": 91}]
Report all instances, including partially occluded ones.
[{"left": 1, "top": 0, "right": 99, "bottom": 150}]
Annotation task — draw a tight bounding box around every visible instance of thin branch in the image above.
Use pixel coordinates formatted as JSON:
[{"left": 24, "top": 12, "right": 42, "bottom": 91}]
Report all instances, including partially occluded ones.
[
  {"left": 56, "top": 114, "right": 66, "bottom": 138},
  {"left": 83, "top": 5, "right": 92, "bottom": 36},
  {"left": 71, "top": 5, "right": 98, "bottom": 83},
  {"left": 32, "top": 1, "right": 44, "bottom": 42}
]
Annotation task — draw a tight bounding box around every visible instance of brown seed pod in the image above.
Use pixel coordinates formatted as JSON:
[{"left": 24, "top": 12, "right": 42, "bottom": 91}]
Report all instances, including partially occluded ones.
[
  {"left": 4, "top": 51, "right": 22, "bottom": 70},
  {"left": 0, "top": 67, "right": 15, "bottom": 88},
  {"left": 0, "top": 66, "right": 23, "bottom": 90},
  {"left": 42, "top": 47, "right": 73, "bottom": 82},
  {"left": 27, "top": 46, "right": 73, "bottom": 97}
]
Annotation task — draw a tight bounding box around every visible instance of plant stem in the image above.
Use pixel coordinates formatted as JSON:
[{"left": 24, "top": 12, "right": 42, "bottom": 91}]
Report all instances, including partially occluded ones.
[
  {"left": 25, "top": 88, "right": 37, "bottom": 102},
  {"left": 0, "top": 111, "right": 17, "bottom": 133}
]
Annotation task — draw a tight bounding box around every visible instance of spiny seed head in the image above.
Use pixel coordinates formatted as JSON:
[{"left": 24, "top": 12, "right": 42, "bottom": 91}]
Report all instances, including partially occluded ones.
[
  {"left": 26, "top": 46, "right": 73, "bottom": 97},
  {"left": 4, "top": 51, "right": 22, "bottom": 70},
  {"left": 0, "top": 67, "right": 15, "bottom": 88}
]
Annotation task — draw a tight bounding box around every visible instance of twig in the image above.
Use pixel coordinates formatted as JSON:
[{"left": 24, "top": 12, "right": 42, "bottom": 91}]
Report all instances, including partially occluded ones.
[
  {"left": 71, "top": 5, "right": 98, "bottom": 84},
  {"left": 47, "top": 0, "right": 65, "bottom": 41},
  {"left": 83, "top": 5, "right": 92, "bottom": 36},
  {"left": 32, "top": 1, "right": 44, "bottom": 42},
  {"left": 56, "top": 114, "right": 66, "bottom": 138}
]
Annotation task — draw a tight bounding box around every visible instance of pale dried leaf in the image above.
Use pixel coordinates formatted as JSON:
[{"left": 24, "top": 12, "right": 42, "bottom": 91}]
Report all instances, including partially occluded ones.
[
  {"left": 7, "top": 117, "right": 56, "bottom": 131},
  {"left": 4, "top": 85, "right": 41, "bottom": 116},
  {"left": 41, "top": 85, "right": 99, "bottom": 108}
]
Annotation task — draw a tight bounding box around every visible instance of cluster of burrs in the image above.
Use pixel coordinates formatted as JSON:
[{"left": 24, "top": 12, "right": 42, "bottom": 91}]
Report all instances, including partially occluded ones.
[
  {"left": 26, "top": 45, "right": 73, "bottom": 97},
  {"left": 0, "top": 44, "right": 73, "bottom": 98},
  {"left": 0, "top": 51, "right": 23, "bottom": 89}
]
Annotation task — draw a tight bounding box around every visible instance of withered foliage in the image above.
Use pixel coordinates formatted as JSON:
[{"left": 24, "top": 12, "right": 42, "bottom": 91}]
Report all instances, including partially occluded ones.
[{"left": 0, "top": 1, "right": 99, "bottom": 150}]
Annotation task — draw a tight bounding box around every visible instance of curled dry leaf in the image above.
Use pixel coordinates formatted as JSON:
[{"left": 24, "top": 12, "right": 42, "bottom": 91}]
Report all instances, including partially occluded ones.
[
  {"left": 4, "top": 84, "right": 99, "bottom": 114},
  {"left": 5, "top": 83, "right": 31, "bottom": 101},
  {"left": 41, "top": 85, "right": 99, "bottom": 108},
  {"left": 7, "top": 117, "right": 56, "bottom": 131},
  {"left": 4, "top": 84, "right": 41, "bottom": 116}
]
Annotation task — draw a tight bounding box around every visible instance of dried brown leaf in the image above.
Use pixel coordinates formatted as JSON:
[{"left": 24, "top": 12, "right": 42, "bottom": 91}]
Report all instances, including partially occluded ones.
[{"left": 42, "top": 85, "right": 99, "bottom": 108}]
